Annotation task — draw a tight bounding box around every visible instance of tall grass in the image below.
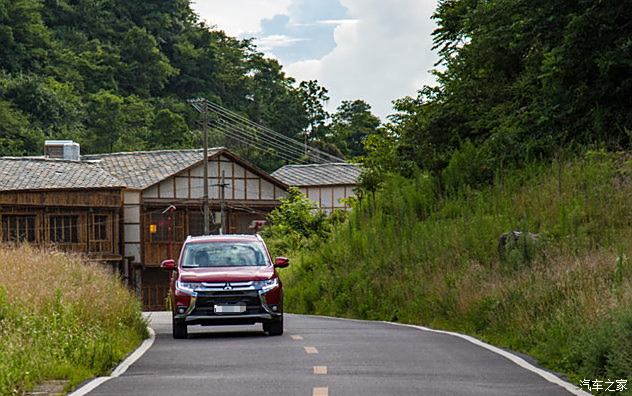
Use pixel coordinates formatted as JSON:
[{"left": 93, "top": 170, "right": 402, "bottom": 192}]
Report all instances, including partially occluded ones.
[
  {"left": 283, "top": 152, "right": 632, "bottom": 392},
  {"left": 0, "top": 246, "right": 147, "bottom": 395}
]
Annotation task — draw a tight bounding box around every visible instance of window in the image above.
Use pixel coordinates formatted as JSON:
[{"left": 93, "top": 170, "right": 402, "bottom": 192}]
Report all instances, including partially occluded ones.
[
  {"left": 93, "top": 215, "right": 108, "bottom": 241},
  {"left": 147, "top": 212, "right": 184, "bottom": 243},
  {"left": 188, "top": 211, "right": 220, "bottom": 236},
  {"left": 181, "top": 242, "right": 270, "bottom": 268},
  {"left": 2, "top": 215, "right": 36, "bottom": 242},
  {"left": 49, "top": 216, "right": 79, "bottom": 243}
]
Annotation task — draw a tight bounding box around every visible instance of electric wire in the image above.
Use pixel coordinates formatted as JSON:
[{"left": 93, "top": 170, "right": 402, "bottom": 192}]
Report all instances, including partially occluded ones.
[
  {"left": 202, "top": 99, "right": 344, "bottom": 162},
  {"left": 189, "top": 99, "right": 345, "bottom": 165}
]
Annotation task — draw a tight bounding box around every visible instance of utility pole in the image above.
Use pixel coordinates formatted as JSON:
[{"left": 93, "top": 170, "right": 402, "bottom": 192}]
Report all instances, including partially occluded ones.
[
  {"left": 202, "top": 101, "right": 210, "bottom": 235},
  {"left": 162, "top": 205, "right": 176, "bottom": 259},
  {"left": 212, "top": 171, "right": 229, "bottom": 235},
  {"left": 220, "top": 171, "right": 226, "bottom": 235}
]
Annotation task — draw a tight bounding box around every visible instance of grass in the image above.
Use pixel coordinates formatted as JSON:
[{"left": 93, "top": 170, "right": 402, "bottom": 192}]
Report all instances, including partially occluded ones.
[
  {"left": 0, "top": 246, "right": 147, "bottom": 395},
  {"left": 280, "top": 152, "right": 632, "bottom": 394}
]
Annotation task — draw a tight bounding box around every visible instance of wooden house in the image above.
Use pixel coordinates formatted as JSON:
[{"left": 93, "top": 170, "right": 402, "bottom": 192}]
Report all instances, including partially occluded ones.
[
  {"left": 84, "top": 148, "right": 288, "bottom": 310},
  {"left": 0, "top": 157, "right": 124, "bottom": 264},
  {"left": 0, "top": 143, "right": 288, "bottom": 310},
  {"left": 272, "top": 163, "right": 360, "bottom": 213}
]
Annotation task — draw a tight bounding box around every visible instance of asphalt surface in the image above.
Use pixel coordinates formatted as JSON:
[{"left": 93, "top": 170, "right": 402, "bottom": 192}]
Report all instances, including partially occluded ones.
[{"left": 87, "top": 312, "right": 575, "bottom": 396}]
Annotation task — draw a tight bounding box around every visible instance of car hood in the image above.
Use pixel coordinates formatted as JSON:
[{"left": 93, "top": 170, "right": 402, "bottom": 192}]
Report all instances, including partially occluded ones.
[{"left": 179, "top": 266, "right": 274, "bottom": 282}]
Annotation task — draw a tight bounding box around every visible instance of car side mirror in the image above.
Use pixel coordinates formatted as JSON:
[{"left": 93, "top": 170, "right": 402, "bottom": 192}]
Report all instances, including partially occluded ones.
[
  {"left": 274, "top": 257, "right": 289, "bottom": 268},
  {"left": 161, "top": 259, "right": 176, "bottom": 271}
]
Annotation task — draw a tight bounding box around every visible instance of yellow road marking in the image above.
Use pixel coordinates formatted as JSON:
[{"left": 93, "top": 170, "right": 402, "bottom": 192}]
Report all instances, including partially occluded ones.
[
  {"left": 304, "top": 346, "right": 319, "bottom": 354},
  {"left": 313, "top": 387, "right": 328, "bottom": 396},
  {"left": 313, "top": 366, "right": 328, "bottom": 375},
  {"left": 290, "top": 335, "right": 304, "bottom": 340}
]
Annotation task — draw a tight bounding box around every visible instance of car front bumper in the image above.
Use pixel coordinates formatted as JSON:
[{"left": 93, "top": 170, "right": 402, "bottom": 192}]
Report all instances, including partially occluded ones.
[{"left": 174, "top": 285, "right": 282, "bottom": 325}]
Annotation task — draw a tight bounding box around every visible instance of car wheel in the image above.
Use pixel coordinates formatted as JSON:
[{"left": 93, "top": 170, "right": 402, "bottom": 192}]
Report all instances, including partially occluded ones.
[
  {"left": 172, "top": 316, "right": 188, "bottom": 339},
  {"left": 263, "top": 315, "right": 283, "bottom": 336}
]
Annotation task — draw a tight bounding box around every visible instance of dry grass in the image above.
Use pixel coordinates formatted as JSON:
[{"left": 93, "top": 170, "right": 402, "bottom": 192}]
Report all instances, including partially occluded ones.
[{"left": 0, "top": 246, "right": 147, "bottom": 395}]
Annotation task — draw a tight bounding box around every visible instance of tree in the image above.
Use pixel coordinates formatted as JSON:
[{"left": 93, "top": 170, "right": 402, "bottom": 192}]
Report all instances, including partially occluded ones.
[
  {"left": 329, "top": 100, "right": 380, "bottom": 158},
  {"left": 0, "top": 0, "right": 51, "bottom": 73},
  {"left": 0, "top": 99, "right": 43, "bottom": 156},
  {"left": 118, "top": 26, "right": 178, "bottom": 96},
  {"left": 85, "top": 90, "right": 152, "bottom": 153},
  {"left": 298, "top": 80, "right": 330, "bottom": 142},
  {"left": 148, "top": 108, "right": 193, "bottom": 149}
]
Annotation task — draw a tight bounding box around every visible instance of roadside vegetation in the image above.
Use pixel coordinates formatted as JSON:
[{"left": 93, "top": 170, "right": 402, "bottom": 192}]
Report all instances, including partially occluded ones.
[
  {"left": 265, "top": 152, "right": 632, "bottom": 391},
  {"left": 0, "top": 246, "right": 147, "bottom": 395}
]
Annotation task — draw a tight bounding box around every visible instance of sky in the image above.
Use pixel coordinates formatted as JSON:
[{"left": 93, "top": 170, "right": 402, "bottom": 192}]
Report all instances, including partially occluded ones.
[{"left": 191, "top": 0, "right": 439, "bottom": 120}]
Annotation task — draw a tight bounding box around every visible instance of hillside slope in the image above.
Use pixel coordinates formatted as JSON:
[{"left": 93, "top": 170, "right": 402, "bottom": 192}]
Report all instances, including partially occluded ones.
[{"left": 283, "top": 152, "right": 632, "bottom": 389}]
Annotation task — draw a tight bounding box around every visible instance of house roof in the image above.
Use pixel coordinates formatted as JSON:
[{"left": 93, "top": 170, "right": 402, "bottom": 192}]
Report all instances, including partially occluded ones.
[
  {"left": 83, "top": 148, "right": 288, "bottom": 191},
  {"left": 1, "top": 147, "right": 288, "bottom": 193},
  {"left": 83, "top": 148, "right": 223, "bottom": 190},
  {"left": 271, "top": 163, "right": 361, "bottom": 187},
  {"left": 0, "top": 157, "right": 123, "bottom": 191}
]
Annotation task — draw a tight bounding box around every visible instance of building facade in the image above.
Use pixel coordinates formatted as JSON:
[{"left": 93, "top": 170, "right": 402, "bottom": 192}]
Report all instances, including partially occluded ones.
[
  {"left": 0, "top": 142, "right": 288, "bottom": 310},
  {"left": 85, "top": 148, "right": 288, "bottom": 309},
  {"left": 272, "top": 163, "right": 361, "bottom": 213},
  {"left": 0, "top": 157, "right": 125, "bottom": 272}
]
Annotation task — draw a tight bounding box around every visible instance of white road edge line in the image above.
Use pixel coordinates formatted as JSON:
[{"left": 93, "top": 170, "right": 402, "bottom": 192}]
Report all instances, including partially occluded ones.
[
  {"left": 68, "top": 327, "right": 156, "bottom": 396},
  {"left": 389, "top": 322, "right": 590, "bottom": 396},
  {"left": 295, "top": 314, "right": 589, "bottom": 396}
]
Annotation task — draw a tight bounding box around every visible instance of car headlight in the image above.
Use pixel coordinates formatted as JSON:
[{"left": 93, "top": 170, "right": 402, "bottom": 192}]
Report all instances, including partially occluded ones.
[
  {"left": 254, "top": 278, "right": 279, "bottom": 293},
  {"left": 176, "top": 281, "right": 201, "bottom": 293}
]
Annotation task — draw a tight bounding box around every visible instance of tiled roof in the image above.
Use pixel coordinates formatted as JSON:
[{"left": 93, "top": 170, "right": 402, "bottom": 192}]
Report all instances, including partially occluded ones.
[
  {"left": 83, "top": 148, "right": 222, "bottom": 190},
  {"left": 0, "top": 158, "right": 123, "bottom": 191},
  {"left": 271, "top": 163, "right": 361, "bottom": 186}
]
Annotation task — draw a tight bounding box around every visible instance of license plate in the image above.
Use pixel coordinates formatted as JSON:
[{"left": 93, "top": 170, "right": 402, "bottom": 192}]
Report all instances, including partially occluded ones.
[{"left": 214, "top": 304, "right": 246, "bottom": 314}]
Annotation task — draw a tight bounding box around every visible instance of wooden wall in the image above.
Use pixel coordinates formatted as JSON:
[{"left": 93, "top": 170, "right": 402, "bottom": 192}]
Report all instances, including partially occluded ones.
[
  {"left": 142, "top": 155, "right": 286, "bottom": 202},
  {"left": 0, "top": 189, "right": 121, "bottom": 207},
  {"left": 136, "top": 154, "right": 286, "bottom": 267},
  {"left": 301, "top": 184, "right": 356, "bottom": 213},
  {"left": 0, "top": 189, "right": 122, "bottom": 259}
]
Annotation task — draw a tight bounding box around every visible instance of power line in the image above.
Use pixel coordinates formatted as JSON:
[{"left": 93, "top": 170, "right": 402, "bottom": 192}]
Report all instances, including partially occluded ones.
[
  {"left": 189, "top": 98, "right": 346, "bottom": 165},
  {"left": 214, "top": 117, "right": 311, "bottom": 160},
  {"left": 205, "top": 100, "right": 343, "bottom": 163},
  {"left": 211, "top": 123, "right": 308, "bottom": 164}
]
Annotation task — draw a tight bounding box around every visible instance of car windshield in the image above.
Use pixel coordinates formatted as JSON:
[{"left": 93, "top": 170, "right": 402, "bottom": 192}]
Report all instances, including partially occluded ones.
[{"left": 181, "top": 242, "right": 270, "bottom": 268}]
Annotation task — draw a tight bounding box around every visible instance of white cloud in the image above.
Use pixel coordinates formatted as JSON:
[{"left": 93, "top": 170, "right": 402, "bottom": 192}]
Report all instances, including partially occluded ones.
[
  {"left": 256, "top": 35, "right": 308, "bottom": 50},
  {"left": 190, "top": 0, "right": 439, "bottom": 120},
  {"left": 315, "top": 19, "right": 359, "bottom": 26},
  {"left": 190, "top": 0, "right": 292, "bottom": 36},
  {"left": 285, "top": 0, "right": 439, "bottom": 120}
]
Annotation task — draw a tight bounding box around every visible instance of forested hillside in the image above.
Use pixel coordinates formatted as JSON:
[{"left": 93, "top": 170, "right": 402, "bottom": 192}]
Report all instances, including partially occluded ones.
[{"left": 0, "top": 0, "right": 380, "bottom": 171}]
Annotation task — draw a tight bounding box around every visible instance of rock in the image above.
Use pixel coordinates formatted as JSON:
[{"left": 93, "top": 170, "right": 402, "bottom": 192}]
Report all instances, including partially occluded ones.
[{"left": 498, "top": 231, "right": 538, "bottom": 261}]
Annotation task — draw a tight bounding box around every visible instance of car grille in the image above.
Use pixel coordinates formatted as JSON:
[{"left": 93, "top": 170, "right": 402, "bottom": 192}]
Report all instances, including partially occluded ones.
[{"left": 192, "top": 289, "right": 264, "bottom": 316}]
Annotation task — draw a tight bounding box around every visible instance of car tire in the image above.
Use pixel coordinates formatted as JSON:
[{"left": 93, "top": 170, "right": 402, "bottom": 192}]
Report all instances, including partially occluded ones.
[
  {"left": 172, "top": 316, "right": 188, "bottom": 339},
  {"left": 263, "top": 315, "right": 283, "bottom": 336}
]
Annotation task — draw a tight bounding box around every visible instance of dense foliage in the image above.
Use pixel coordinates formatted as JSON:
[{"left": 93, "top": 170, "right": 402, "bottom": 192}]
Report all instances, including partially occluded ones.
[
  {"left": 261, "top": 187, "right": 346, "bottom": 255},
  {"left": 0, "top": 0, "right": 380, "bottom": 170},
  {"left": 363, "top": 0, "right": 632, "bottom": 182}
]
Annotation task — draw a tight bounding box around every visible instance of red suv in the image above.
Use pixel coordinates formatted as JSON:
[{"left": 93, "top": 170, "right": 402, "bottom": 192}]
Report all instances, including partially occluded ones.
[{"left": 161, "top": 234, "right": 289, "bottom": 339}]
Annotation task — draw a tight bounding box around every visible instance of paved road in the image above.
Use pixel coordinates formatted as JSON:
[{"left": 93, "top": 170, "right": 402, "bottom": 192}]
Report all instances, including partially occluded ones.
[{"left": 88, "top": 312, "right": 576, "bottom": 396}]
